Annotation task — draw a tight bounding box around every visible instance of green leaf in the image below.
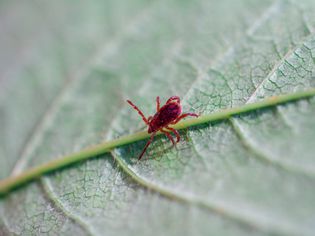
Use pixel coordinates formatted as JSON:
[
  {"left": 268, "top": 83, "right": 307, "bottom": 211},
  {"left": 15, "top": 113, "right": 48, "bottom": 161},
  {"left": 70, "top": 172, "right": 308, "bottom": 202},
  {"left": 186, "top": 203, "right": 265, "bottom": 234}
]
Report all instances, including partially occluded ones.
[{"left": 1, "top": 0, "right": 315, "bottom": 235}]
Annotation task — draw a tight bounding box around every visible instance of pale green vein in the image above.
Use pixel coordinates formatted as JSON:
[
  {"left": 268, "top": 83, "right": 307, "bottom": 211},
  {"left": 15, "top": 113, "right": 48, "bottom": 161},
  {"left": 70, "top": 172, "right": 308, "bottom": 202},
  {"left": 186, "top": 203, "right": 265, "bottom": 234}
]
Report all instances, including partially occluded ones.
[
  {"left": 40, "top": 178, "right": 96, "bottom": 236},
  {"left": 229, "top": 32, "right": 315, "bottom": 176},
  {"left": 0, "top": 88, "right": 315, "bottom": 197},
  {"left": 0, "top": 214, "right": 14, "bottom": 236},
  {"left": 112, "top": 151, "right": 298, "bottom": 236},
  {"left": 230, "top": 117, "right": 315, "bottom": 177}
]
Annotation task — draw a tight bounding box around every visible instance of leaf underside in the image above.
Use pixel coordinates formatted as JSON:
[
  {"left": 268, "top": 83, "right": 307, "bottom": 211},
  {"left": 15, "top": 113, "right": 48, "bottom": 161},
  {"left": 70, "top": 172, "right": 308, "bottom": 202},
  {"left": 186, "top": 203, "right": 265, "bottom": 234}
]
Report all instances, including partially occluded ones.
[{"left": 1, "top": 0, "right": 315, "bottom": 235}]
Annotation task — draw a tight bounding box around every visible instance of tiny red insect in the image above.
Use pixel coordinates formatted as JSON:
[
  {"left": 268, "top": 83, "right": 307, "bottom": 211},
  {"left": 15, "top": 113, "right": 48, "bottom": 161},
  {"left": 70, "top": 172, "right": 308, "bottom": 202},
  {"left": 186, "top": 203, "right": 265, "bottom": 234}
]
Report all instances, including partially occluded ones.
[{"left": 127, "top": 96, "right": 199, "bottom": 160}]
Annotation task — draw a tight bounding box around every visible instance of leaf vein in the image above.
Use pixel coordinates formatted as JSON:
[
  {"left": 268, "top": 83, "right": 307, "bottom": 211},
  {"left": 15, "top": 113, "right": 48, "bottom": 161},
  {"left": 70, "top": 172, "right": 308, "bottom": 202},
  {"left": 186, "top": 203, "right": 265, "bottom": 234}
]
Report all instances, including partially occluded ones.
[
  {"left": 230, "top": 32, "right": 315, "bottom": 175},
  {"left": 40, "top": 179, "right": 96, "bottom": 236},
  {"left": 112, "top": 151, "right": 299, "bottom": 236}
]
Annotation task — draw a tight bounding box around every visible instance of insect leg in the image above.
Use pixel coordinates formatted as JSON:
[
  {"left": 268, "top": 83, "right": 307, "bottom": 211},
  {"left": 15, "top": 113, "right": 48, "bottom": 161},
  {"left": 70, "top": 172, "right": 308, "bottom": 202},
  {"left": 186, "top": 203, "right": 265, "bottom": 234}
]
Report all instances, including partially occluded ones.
[
  {"left": 166, "top": 126, "right": 180, "bottom": 143},
  {"left": 156, "top": 96, "right": 160, "bottom": 111},
  {"left": 127, "top": 100, "right": 149, "bottom": 125},
  {"left": 138, "top": 132, "right": 156, "bottom": 160},
  {"left": 161, "top": 129, "right": 175, "bottom": 146},
  {"left": 172, "top": 112, "right": 199, "bottom": 124}
]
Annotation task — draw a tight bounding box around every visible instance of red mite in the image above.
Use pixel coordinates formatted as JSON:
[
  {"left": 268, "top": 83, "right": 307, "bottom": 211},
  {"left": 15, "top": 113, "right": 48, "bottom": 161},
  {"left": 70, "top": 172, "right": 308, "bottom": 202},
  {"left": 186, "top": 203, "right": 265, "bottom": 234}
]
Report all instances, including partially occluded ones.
[{"left": 127, "top": 96, "right": 199, "bottom": 160}]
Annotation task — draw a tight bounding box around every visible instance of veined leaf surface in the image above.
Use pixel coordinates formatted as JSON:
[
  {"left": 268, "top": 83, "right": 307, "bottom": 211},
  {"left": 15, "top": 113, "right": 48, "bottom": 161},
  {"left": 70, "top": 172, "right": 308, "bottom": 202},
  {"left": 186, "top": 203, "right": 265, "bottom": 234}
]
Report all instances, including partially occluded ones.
[{"left": 1, "top": 0, "right": 315, "bottom": 235}]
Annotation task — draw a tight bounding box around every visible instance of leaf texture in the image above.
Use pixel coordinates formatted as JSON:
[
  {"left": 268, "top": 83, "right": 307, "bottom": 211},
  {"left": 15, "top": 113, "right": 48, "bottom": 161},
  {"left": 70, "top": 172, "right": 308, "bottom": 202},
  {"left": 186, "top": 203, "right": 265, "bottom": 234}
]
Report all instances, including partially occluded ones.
[{"left": 1, "top": 0, "right": 315, "bottom": 235}]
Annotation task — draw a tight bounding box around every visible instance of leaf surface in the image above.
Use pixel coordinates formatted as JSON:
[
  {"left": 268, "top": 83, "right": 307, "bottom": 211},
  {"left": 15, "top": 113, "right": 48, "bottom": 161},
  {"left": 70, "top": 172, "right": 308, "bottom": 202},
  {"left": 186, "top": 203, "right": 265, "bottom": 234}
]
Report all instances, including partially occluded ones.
[{"left": 1, "top": 0, "right": 315, "bottom": 235}]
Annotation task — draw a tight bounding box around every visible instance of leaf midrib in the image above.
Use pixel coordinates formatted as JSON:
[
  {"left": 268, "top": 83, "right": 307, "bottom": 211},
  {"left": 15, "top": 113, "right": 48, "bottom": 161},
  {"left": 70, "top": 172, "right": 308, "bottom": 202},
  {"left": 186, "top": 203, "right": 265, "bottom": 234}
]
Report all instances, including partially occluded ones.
[
  {"left": 8, "top": 0, "right": 312, "bottom": 235},
  {"left": 2, "top": 2, "right": 159, "bottom": 234},
  {"left": 39, "top": 0, "right": 288, "bottom": 234},
  {"left": 229, "top": 33, "right": 315, "bottom": 176},
  {"left": 98, "top": 1, "right": 312, "bottom": 234}
]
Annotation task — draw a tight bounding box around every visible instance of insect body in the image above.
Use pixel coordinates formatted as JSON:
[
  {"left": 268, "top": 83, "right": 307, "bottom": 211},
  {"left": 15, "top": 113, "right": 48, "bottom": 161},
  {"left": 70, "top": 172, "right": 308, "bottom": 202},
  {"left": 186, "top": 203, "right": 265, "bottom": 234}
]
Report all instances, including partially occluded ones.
[{"left": 127, "top": 96, "right": 198, "bottom": 160}]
